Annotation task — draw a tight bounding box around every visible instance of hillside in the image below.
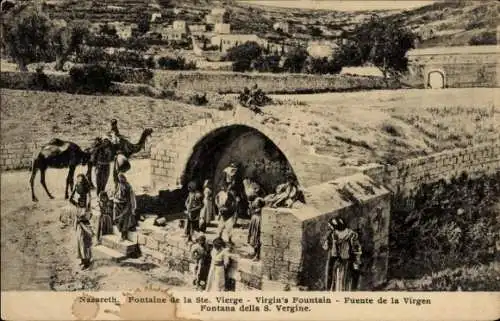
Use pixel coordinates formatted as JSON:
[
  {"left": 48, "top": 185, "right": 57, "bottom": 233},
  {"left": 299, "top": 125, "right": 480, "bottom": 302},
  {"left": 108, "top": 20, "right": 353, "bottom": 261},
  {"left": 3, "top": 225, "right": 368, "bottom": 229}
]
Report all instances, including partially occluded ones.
[
  {"left": 1, "top": 88, "right": 498, "bottom": 167},
  {"left": 36, "top": 0, "right": 497, "bottom": 48}
]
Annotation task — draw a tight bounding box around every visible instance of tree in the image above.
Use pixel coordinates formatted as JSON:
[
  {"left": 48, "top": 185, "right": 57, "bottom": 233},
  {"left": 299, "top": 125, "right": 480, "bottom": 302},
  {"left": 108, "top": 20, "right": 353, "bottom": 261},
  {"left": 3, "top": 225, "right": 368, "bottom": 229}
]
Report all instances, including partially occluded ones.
[
  {"left": 282, "top": 47, "right": 308, "bottom": 73},
  {"left": 310, "top": 26, "right": 323, "bottom": 38},
  {"left": 137, "top": 13, "right": 151, "bottom": 34},
  {"left": 49, "top": 20, "right": 90, "bottom": 71},
  {"left": 225, "top": 41, "right": 263, "bottom": 72},
  {"left": 1, "top": 6, "right": 52, "bottom": 71},
  {"left": 337, "top": 15, "right": 416, "bottom": 81}
]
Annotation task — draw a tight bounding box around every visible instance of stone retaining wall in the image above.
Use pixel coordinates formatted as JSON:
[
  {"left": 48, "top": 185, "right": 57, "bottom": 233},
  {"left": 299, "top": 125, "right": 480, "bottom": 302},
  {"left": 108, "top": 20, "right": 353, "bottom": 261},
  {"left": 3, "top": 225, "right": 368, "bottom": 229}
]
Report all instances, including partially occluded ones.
[
  {"left": 153, "top": 70, "right": 397, "bottom": 94},
  {"left": 362, "top": 142, "right": 500, "bottom": 196},
  {"left": 0, "top": 131, "right": 164, "bottom": 171}
]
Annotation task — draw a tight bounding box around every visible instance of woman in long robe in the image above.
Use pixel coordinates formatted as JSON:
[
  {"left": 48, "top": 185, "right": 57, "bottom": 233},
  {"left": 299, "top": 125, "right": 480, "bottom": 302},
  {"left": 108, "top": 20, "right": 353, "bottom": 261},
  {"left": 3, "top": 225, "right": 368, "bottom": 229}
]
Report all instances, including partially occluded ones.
[
  {"left": 205, "top": 237, "right": 230, "bottom": 292},
  {"left": 322, "top": 218, "right": 362, "bottom": 291},
  {"left": 199, "top": 180, "right": 216, "bottom": 232},
  {"left": 247, "top": 196, "right": 265, "bottom": 261},
  {"left": 113, "top": 173, "right": 136, "bottom": 241},
  {"left": 68, "top": 174, "right": 94, "bottom": 270}
]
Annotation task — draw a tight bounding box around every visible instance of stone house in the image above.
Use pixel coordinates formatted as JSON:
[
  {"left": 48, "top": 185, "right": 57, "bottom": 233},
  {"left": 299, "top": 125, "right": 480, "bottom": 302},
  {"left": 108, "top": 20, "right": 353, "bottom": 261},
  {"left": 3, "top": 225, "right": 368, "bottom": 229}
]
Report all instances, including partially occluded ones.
[
  {"left": 173, "top": 20, "right": 187, "bottom": 31},
  {"left": 211, "top": 34, "right": 268, "bottom": 53},
  {"left": 206, "top": 7, "right": 228, "bottom": 24},
  {"left": 406, "top": 45, "right": 499, "bottom": 89},
  {"left": 108, "top": 22, "right": 136, "bottom": 39},
  {"left": 163, "top": 28, "right": 187, "bottom": 41},
  {"left": 307, "top": 40, "right": 339, "bottom": 58},
  {"left": 273, "top": 21, "right": 290, "bottom": 33},
  {"left": 214, "top": 23, "right": 231, "bottom": 34},
  {"left": 188, "top": 24, "right": 207, "bottom": 33}
]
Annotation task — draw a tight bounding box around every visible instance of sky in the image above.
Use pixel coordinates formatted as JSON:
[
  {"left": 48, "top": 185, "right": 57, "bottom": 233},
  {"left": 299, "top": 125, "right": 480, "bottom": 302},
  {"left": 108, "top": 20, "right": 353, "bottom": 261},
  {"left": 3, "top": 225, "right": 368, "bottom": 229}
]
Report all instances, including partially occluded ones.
[{"left": 238, "top": 1, "right": 436, "bottom": 12}]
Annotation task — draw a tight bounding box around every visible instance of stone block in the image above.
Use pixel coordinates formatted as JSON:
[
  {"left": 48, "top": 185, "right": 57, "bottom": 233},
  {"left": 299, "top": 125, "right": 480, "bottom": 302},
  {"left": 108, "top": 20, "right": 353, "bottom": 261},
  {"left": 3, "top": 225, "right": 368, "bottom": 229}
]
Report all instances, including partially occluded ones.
[
  {"left": 137, "top": 233, "right": 147, "bottom": 245},
  {"left": 146, "top": 237, "right": 160, "bottom": 251}
]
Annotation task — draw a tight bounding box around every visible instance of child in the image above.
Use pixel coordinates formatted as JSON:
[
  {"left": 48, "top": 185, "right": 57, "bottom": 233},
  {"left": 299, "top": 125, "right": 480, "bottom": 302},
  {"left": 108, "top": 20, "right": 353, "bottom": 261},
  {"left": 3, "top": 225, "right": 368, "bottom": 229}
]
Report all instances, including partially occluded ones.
[
  {"left": 97, "top": 191, "right": 114, "bottom": 244},
  {"left": 190, "top": 235, "right": 211, "bottom": 290}
]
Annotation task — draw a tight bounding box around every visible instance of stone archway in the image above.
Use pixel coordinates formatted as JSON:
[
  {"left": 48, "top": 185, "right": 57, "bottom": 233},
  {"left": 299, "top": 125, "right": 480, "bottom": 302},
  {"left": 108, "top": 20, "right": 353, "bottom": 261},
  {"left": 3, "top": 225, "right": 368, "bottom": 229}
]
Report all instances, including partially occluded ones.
[
  {"left": 150, "top": 117, "right": 308, "bottom": 194},
  {"left": 180, "top": 124, "right": 297, "bottom": 196},
  {"left": 427, "top": 70, "right": 445, "bottom": 89}
]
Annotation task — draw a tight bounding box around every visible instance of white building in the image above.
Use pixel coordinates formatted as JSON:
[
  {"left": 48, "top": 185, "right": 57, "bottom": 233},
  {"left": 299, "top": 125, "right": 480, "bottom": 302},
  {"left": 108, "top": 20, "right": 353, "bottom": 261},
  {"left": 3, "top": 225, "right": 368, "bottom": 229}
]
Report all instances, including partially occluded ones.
[
  {"left": 173, "top": 20, "right": 187, "bottom": 31},
  {"left": 151, "top": 13, "right": 162, "bottom": 23},
  {"left": 273, "top": 21, "right": 290, "bottom": 33},
  {"left": 189, "top": 24, "right": 207, "bottom": 33},
  {"left": 211, "top": 34, "right": 268, "bottom": 53},
  {"left": 214, "top": 23, "right": 231, "bottom": 34},
  {"left": 307, "top": 40, "right": 338, "bottom": 58},
  {"left": 108, "top": 22, "right": 136, "bottom": 39},
  {"left": 206, "top": 7, "right": 228, "bottom": 24}
]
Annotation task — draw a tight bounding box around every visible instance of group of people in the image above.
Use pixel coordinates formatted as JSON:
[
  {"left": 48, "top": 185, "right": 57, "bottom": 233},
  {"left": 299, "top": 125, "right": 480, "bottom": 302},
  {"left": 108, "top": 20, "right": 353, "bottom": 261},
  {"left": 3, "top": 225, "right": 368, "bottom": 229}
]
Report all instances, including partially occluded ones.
[
  {"left": 65, "top": 168, "right": 138, "bottom": 270},
  {"left": 183, "top": 162, "right": 304, "bottom": 291}
]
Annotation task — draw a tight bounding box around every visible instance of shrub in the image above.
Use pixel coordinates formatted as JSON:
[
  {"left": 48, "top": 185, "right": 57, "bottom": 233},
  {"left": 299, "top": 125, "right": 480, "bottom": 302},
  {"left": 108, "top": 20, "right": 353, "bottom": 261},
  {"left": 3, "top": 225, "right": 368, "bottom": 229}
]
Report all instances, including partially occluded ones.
[
  {"left": 74, "top": 46, "right": 109, "bottom": 64},
  {"left": 282, "top": 47, "right": 308, "bottom": 73},
  {"left": 469, "top": 30, "right": 497, "bottom": 46},
  {"left": 109, "top": 67, "right": 154, "bottom": 84},
  {"left": 157, "top": 56, "right": 196, "bottom": 70},
  {"left": 388, "top": 172, "right": 500, "bottom": 280},
  {"left": 303, "top": 57, "right": 342, "bottom": 75},
  {"left": 69, "top": 64, "right": 113, "bottom": 93},
  {"left": 225, "top": 41, "right": 263, "bottom": 72},
  {"left": 252, "top": 54, "right": 282, "bottom": 73}
]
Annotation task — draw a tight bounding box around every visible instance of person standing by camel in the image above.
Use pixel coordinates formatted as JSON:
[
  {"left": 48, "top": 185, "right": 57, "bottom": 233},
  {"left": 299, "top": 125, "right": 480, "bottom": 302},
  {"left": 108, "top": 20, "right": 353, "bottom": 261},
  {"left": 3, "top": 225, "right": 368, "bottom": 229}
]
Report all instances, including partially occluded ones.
[
  {"left": 113, "top": 173, "right": 137, "bottom": 242},
  {"left": 68, "top": 174, "right": 94, "bottom": 270},
  {"left": 92, "top": 137, "right": 114, "bottom": 196}
]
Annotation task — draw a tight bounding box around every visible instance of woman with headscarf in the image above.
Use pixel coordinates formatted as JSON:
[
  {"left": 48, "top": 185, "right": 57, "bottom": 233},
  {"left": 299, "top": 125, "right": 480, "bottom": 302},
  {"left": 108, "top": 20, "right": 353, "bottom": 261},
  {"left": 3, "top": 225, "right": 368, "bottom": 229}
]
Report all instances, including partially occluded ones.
[
  {"left": 322, "top": 217, "right": 362, "bottom": 291},
  {"left": 113, "top": 173, "right": 137, "bottom": 241},
  {"left": 199, "top": 179, "right": 216, "bottom": 233},
  {"left": 247, "top": 196, "right": 266, "bottom": 261},
  {"left": 68, "top": 174, "right": 94, "bottom": 270},
  {"left": 205, "top": 237, "right": 230, "bottom": 292}
]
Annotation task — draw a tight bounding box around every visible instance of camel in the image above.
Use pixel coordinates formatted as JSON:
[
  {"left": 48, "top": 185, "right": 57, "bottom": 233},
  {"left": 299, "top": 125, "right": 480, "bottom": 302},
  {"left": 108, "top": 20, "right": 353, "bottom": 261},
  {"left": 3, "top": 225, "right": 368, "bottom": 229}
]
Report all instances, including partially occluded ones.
[
  {"left": 30, "top": 138, "right": 92, "bottom": 202},
  {"left": 88, "top": 128, "right": 153, "bottom": 193}
]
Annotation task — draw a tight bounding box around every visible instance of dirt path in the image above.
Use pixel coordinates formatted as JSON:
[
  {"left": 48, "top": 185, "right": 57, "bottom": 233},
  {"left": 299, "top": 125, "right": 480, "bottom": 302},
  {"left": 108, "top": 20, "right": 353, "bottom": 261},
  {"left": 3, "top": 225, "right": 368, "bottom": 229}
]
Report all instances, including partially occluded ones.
[{"left": 1, "top": 161, "right": 192, "bottom": 292}]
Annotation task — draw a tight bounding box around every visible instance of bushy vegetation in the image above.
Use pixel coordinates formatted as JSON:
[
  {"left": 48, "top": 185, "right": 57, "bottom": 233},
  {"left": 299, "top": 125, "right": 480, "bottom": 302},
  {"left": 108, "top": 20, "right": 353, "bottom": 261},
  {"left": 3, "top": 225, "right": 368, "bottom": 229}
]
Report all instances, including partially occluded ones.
[
  {"left": 337, "top": 15, "right": 416, "bottom": 81},
  {"left": 157, "top": 56, "right": 197, "bottom": 70},
  {"left": 469, "top": 30, "right": 497, "bottom": 46},
  {"left": 225, "top": 41, "right": 342, "bottom": 75},
  {"left": 1, "top": 7, "right": 53, "bottom": 71},
  {"left": 69, "top": 64, "right": 114, "bottom": 93},
  {"left": 388, "top": 172, "right": 500, "bottom": 281}
]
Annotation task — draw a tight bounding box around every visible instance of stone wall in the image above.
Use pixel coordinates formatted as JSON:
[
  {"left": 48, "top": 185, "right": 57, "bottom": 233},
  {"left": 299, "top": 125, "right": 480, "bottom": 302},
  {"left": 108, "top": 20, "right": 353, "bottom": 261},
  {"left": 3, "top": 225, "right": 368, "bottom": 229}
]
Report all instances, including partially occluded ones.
[
  {"left": 153, "top": 70, "right": 395, "bottom": 94},
  {"left": 362, "top": 143, "right": 500, "bottom": 196},
  {"left": 407, "top": 49, "right": 499, "bottom": 88},
  {"left": 0, "top": 131, "right": 163, "bottom": 171}
]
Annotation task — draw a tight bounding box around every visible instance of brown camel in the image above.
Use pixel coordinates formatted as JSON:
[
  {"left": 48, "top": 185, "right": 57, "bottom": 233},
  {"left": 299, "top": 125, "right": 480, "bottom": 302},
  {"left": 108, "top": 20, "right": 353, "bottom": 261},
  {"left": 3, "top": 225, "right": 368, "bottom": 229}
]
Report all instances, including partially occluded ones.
[
  {"left": 88, "top": 128, "right": 153, "bottom": 193},
  {"left": 30, "top": 138, "right": 92, "bottom": 202}
]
